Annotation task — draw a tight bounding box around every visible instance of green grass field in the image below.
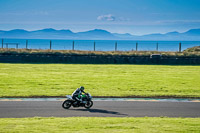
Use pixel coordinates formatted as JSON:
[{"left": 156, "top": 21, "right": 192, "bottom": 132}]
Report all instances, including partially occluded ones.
[
  {"left": 0, "top": 63, "right": 200, "bottom": 97},
  {"left": 0, "top": 117, "right": 200, "bottom": 133}
]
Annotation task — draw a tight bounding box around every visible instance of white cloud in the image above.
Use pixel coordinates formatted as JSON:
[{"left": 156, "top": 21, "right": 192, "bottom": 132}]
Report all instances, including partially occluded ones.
[
  {"left": 97, "top": 14, "right": 131, "bottom": 22},
  {"left": 97, "top": 14, "right": 116, "bottom": 21},
  {"left": 32, "top": 11, "right": 49, "bottom": 16},
  {"left": 0, "top": 11, "right": 49, "bottom": 16},
  {"left": 156, "top": 20, "right": 200, "bottom": 24}
]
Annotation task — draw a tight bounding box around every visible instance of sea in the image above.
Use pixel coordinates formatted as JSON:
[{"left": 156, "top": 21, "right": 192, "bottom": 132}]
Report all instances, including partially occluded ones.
[{"left": 1, "top": 39, "right": 200, "bottom": 52}]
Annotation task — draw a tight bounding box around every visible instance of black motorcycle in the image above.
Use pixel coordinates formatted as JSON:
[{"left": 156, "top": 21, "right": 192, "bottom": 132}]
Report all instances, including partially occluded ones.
[{"left": 62, "top": 93, "right": 93, "bottom": 109}]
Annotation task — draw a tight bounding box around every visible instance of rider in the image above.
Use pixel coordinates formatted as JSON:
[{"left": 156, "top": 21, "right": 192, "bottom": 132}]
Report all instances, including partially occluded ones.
[{"left": 72, "top": 86, "right": 85, "bottom": 103}]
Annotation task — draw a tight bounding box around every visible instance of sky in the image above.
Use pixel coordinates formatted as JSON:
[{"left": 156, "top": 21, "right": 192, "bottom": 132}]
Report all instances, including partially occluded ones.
[{"left": 0, "top": 0, "right": 200, "bottom": 35}]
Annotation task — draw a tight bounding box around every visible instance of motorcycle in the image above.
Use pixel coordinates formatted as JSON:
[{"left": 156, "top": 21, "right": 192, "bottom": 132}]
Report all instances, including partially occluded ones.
[{"left": 62, "top": 93, "right": 93, "bottom": 109}]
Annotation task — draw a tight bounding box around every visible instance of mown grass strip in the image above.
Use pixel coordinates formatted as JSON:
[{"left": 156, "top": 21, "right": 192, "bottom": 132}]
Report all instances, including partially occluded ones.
[
  {"left": 0, "top": 117, "right": 200, "bottom": 133},
  {"left": 0, "top": 64, "right": 200, "bottom": 97}
]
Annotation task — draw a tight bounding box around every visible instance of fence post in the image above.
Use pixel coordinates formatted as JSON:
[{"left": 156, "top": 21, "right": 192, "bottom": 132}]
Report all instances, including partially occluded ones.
[
  {"left": 1, "top": 39, "right": 3, "bottom": 48},
  {"left": 94, "top": 41, "right": 96, "bottom": 51},
  {"left": 26, "top": 40, "right": 28, "bottom": 49},
  {"left": 50, "top": 40, "right": 52, "bottom": 50},
  {"left": 115, "top": 42, "right": 117, "bottom": 51},
  {"left": 136, "top": 42, "right": 138, "bottom": 51},
  {"left": 72, "top": 41, "right": 74, "bottom": 50},
  {"left": 156, "top": 43, "right": 158, "bottom": 51},
  {"left": 16, "top": 43, "right": 18, "bottom": 49},
  {"left": 6, "top": 43, "right": 8, "bottom": 49},
  {"left": 179, "top": 42, "right": 181, "bottom": 52}
]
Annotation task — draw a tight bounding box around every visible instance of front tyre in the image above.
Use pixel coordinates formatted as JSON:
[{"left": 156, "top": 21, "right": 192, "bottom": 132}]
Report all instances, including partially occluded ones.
[
  {"left": 62, "top": 100, "right": 72, "bottom": 109},
  {"left": 84, "top": 101, "right": 93, "bottom": 109}
]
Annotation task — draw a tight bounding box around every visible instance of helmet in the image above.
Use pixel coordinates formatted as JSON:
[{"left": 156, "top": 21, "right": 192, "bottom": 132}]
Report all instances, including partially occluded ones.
[{"left": 80, "top": 86, "right": 84, "bottom": 91}]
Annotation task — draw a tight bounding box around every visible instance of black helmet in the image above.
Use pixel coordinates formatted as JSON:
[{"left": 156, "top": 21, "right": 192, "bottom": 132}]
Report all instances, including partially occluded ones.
[{"left": 80, "top": 86, "right": 84, "bottom": 91}]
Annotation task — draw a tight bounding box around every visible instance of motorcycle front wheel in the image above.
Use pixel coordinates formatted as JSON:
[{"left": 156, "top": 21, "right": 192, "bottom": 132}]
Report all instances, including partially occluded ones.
[
  {"left": 62, "top": 100, "right": 72, "bottom": 109},
  {"left": 84, "top": 101, "right": 93, "bottom": 109}
]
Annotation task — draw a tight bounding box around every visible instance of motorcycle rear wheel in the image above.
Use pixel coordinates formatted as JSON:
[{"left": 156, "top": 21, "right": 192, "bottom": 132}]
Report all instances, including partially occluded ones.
[
  {"left": 62, "top": 100, "right": 72, "bottom": 109},
  {"left": 84, "top": 101, "right": 93, "bottom": 109}
]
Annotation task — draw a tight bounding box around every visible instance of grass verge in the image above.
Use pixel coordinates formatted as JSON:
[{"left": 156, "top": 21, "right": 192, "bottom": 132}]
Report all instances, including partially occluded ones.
[
  {"left": 0, "top": 117, "right": 200, "bottom": 133},
  {"left": 0, "top": 48, "right": 200, "bottom": 56},
  {"left": 0, "top": 63, "right": 200, "bottom": 98}
]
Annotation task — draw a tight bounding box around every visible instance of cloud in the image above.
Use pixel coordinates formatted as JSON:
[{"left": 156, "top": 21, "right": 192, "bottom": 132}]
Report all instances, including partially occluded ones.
[
  {"left": 157, "top": 20, "right": 200, "bottom": 24},
  {"left": 32, "top": 11, "right": 49, "bottom": 16},
  {"left": 0, "top": 11, "right": 49, "bottom": 16},
  {"left": 97, "top": 14, "right": 116, "bottom": 21}
]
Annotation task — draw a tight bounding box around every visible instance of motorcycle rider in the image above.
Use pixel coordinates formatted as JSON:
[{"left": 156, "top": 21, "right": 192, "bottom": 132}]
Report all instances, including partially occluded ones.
[{"left": 72, "top": 86, "right": 85, "bottom": 103}]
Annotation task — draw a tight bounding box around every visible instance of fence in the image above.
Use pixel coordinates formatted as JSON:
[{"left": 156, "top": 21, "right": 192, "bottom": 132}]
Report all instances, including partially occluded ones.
[{"left": 1, "top": 39, "right": 199, "bottom": 52}]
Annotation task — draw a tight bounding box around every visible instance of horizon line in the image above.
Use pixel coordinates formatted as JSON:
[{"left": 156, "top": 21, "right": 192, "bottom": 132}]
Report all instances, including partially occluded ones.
[{"left": 1, "top": 27, "right": 200, "bottom": 36}]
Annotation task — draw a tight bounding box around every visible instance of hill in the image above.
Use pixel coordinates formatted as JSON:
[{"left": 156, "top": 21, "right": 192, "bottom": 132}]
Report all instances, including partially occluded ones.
[{"left": 0, "top": 28, "right": 200, "bottom": 40}]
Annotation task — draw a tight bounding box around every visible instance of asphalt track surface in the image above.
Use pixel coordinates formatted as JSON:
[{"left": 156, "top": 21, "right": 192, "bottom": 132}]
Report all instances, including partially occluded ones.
[{"left": 0, "top": 101, "right": 200, "bottom": 118}]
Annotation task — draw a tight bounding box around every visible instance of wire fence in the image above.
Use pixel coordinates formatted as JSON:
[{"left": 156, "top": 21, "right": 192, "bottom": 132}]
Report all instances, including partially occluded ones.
[{"left": 1, "top": 39, "right": 200, "bottom": 52}]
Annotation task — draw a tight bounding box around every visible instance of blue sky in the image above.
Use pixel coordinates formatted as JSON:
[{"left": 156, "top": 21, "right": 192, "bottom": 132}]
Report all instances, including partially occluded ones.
[{"left": 0, "top": 0, "right": 200, "bottom": 35}]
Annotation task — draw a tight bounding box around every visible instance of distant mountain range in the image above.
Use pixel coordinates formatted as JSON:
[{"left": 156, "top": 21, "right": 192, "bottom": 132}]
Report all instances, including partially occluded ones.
[{"left": 0, "top": 28, "right": 200, "bottom": 40}]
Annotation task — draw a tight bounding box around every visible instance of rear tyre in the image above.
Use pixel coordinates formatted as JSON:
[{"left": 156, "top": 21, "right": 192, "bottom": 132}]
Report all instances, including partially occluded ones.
[
  {"left": 62, "top": 100, "right": 72, "bottom": 109},
  {"left": 84, "top": 101, "right": 93, "bottom": 109}
]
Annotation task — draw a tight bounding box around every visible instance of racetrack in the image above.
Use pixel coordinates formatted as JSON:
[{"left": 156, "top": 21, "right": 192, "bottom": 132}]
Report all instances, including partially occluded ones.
[{"left": 0, "top": 101, "right": 200, "bottom": 118}]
